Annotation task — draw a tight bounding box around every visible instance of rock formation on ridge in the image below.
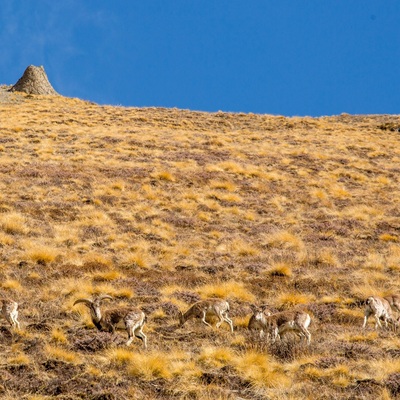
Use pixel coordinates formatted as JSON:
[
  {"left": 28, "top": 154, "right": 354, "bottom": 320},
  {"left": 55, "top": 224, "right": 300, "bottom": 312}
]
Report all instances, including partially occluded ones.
[{"left": 9, "top": 65, "right": 58, "bottom": 95}]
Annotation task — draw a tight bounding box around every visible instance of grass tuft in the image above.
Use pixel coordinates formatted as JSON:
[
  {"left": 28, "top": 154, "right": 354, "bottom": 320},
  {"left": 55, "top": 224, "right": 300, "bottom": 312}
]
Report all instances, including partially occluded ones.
[
  {"left": 45, "top": 345, "right": 82, "bottom": 364},
  {"left": 233, "top": 351, "right": 291, "bottom": 388},
  {"left": 23, "top": 241, "right": 59, "bottom": 264},
  {"left": 277, "top": 292, "right": 315, "bottom": 308},
  {"left": 0, "top": 212, "right": 29, "bottom": 235},
  {"left": 269, "top": 262, "right": 293, "bottom": 277},
  {"left": 263, "top": 231, "right": 305, "bottom": 252},
  {"left": 197, "top": 281, "right": 255, "bottom": 302}
]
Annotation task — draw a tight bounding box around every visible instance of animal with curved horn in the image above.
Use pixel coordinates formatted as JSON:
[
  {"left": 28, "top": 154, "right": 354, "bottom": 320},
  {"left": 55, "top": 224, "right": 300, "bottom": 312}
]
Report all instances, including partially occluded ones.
[{"left": 74, "top": 294, "right": 147, "bottom": 348}]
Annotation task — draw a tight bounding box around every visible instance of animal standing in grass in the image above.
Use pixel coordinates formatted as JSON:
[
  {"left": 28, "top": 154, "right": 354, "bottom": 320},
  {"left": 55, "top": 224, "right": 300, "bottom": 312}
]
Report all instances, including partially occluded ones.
[
  {"left": 363, "top": 296, "right": 398, "bottom": 331},
  {"left": 74, "top": 294, "right": 147, "bottom": 348},
  {"left": 250, "top": 306, "right": 312, "bottom": 345},
  {"left": 179, "top": 298, "right": 234, "bottom": 333},
  {"left": 0, "top": 298, "right": 20, "bottom": 329},
  {"left": 384, "top": 295, "right": 400, "bottom": 314},
  {"left": 248, "top": 305, "right": 272, "bottom": 338}
]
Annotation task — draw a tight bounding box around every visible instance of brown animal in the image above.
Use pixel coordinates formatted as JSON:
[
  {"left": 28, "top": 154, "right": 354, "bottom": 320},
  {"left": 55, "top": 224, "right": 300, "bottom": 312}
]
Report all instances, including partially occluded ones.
[
  {"left": 179, "top": 298, "right": 234, "bottom": 332},
  {"left": 384, "top": 295, "right": 400, "bottom": 314},
  {"left": 363, "top": 296, "right": 398, "bottom": 331},
  {"left": 0, "top": 298, "right": 20, "bottom": 329},
  {"left": 250, "top": 306, "right": 312, "bottom": 345},
  {"left": 248, "top": 305, "right": 272, "bottom": 338},
  {"left": 74, "top": 294, "right": 147, "bottom": 347}
]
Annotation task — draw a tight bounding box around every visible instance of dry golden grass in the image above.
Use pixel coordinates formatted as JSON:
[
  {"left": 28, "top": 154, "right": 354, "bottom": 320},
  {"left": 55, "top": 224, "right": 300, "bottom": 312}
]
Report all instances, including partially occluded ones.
[
  {"left": 268, "top": 261, "right": 293, "bottom": 277},
  {"left": 197, "top": 281, "right": 256, "bottom": 302},
  {"left": 50, "top": 327, "right": 68, "bottom": 344},
  {"left": 0, "top": 212, "right": 29, "bottom": 235},
  {"left": 44, "top": 345, "right": 82, "bottom": 364},
  {"left": 0, "top": 91, "right": 399, "bottom": 399}
]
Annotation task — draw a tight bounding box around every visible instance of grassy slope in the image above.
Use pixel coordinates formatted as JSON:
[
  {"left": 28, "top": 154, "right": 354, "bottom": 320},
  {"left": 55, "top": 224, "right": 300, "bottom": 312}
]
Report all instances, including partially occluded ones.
[{"left": 0, "top": 91, "right": 399, "bottom": 399}]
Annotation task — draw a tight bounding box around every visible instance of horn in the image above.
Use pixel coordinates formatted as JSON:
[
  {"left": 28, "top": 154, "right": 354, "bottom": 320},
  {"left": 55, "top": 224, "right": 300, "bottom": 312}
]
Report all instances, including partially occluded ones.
[
  {"left": 73, "top": 298, "right": 93, "bottom": 307},
  {"left": 249, "top": 304, "right": 257, "bottom": 313},
  {"left": 99, "top": 294, "right": 113, "bottom": 300},
  {"left": 97, "top": 294, "right": 113, "bottom": 302}
]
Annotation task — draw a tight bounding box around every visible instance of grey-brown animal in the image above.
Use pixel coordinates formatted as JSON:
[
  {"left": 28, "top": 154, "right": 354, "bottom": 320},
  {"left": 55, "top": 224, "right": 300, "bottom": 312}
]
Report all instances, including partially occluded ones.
[
  {"left": 363, "top": 296, "right": 398, "bottom": 331},
  {"left": 248, "top": 305, "right": 272, "bottom": 338},
  {"left": 74, "top": 294, "right": 147, "bottom": 347},
  {"left": 250, "top": 306, "right": 312, "bottom": 345},
  {"left": 179, "top": 298, "right": 234, "bottom": 333},
  {"left": 384, "top": 295, "right": 400, "bottom": 314},
  {"left": 0, "top": 298, "right": 20, "bottom": 329}
]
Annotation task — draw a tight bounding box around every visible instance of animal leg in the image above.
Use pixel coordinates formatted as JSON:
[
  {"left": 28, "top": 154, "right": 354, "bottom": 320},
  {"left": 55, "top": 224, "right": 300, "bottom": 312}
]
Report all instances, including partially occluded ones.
[
  {"left": 362, "top": 312, "right": 370, "bottom": 329},
  {"left": 5, "top": 314, "right": 18, "bottom": 329},
  {"left": 12, "top": 311, "right": 20, "bottom": 329},
  {"left": 374, "top": 315, "right": 383, "bottom": 330},
  {"left": 270, "top": 327, "right": 279, "bottom": 343},
  {"left": 201, "top": 311, "right": 213, "bottom": 329},
  {"left": 301, "top": 328, "right": 311, "bottom": 345},
  {"left": 296, "top": 324, "right": 311, "bottom": 345},
  {"left": 125, "top": 323, "right": 134, "bottom": 346},
  {"left": 134, "top": 326, "right": 147, "bottom": 349},
  {"left": 215, "top": 312, "right": 234, "bottom": 332},
  {"left": 223, "top": 312, "right": 234, "bottom": 333},
  {"left": 215, "top": 312, "right": 224, "bottom": 329}
]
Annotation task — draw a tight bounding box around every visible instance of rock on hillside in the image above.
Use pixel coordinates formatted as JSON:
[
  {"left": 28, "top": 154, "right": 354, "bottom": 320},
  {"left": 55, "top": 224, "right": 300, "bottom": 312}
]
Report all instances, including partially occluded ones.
[{"left": 9, "top": 65, "right": 58, "bottom": 95}]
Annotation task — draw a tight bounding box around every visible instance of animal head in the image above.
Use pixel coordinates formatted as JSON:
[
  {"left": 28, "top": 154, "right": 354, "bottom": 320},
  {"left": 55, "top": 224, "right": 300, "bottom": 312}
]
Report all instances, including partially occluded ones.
[
  {"left": 73, "top": 294, "right": 113, "bottom": 323},
  {"left": 250, "top": 304, "right": 270, "bottom": 321}
]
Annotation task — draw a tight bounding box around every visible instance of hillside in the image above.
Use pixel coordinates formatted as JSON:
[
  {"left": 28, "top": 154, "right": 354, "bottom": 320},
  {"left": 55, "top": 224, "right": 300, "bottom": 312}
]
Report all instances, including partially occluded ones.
[{"left": 0, "top": 88, "right": 399, "bottom": 399}]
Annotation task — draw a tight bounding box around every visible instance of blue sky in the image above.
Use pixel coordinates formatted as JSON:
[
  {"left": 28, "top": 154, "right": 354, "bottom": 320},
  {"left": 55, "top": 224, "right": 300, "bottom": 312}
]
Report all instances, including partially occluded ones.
[{"left": 1, "top": 1, "right": 399, "bottom": 116}]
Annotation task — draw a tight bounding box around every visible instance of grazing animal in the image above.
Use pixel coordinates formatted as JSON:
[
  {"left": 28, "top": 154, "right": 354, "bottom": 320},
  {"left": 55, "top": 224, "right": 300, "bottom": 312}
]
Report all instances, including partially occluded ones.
[
  {"left": 384, "top": 295, "right": 400, "bottom": 314},
  {"left": 179, "top": 298, "right": 234, "bottom": 333},
  {"left": 0, "top": 298, "right": 20, "bottom": 329},
  {"left": 73, "top": 294, "right": 147, "bottom": 348},
  {"left": 248, "top": 305, "right": 272, "bottom": 338},
  {"left": 251, "top": 307, "right": 311, "bottom": 345},
  {"left": 363, "top": 296, "right": 398, "bottom": 331}
]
